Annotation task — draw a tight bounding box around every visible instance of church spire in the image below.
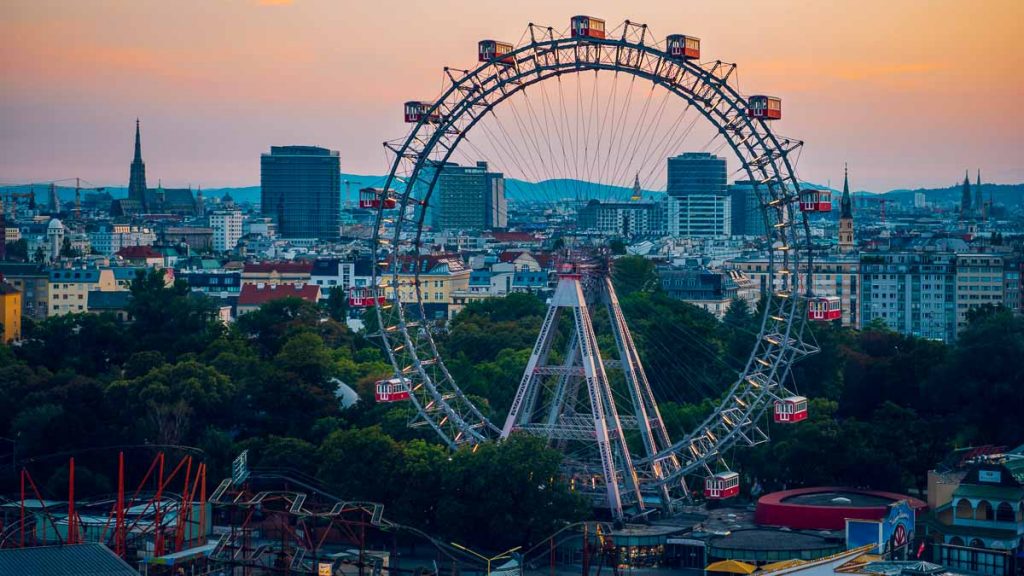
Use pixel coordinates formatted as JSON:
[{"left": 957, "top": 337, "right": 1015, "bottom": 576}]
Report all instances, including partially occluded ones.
[
  {"left": 134, "top": 118, "right": 142, "bottom": 162},
  {"left": 960, "top": 169, "right": 971, "bottom": 217},
  {"left": 974, "top": 169, "right": 983, "bottom": 217},
  {"left": 839, "top": 162, "right": 853, "bottom": 219},
  {"left": 631, "top": 173, "right": 642, "bottom": 201},
  {"left": 128, "top": 118, "right": 149, "bottom": 211}
]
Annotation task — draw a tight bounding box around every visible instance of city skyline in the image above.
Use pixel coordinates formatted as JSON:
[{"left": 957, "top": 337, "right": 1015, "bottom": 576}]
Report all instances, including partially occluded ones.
[{"left": 2, "top": 0, "right": 1023, "bottom": 192}]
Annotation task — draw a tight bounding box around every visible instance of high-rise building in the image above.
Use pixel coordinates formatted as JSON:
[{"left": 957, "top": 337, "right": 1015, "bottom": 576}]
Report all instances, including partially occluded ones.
[
  {"left": 260, "top": 146, "right": 341, "bottom": 239},
  {"left": 664, "top": 195, "right": 731, "bottom": 237},
  {"left": 728, "top": 180, "right": 768, "bottom": 237},
  {"left": 128, "top": 119, "right": 148, "bottom": 211},
  {"left": 210, "top": 209, "right": 244, "bottom": 252},
  {"left": 432, "top": 161, "right": 507, "bottom": 231},
  {"left": 667, "top": 153, "right": 727, "bottom": 197},
  {"left": 838, "top": 164, "right": 855, "bottom": 253},
  {"left": 665, "top": 153, "right": 730, "bottom": 238}
]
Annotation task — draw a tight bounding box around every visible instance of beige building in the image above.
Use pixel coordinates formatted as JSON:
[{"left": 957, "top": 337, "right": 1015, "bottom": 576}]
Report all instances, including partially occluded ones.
[
  {"left": 728, "top": 256, "right": 860, "bottom": 327},
  {"left": 47, "top": 268, "right": 120, "bottom": 315},
  {"left": 954, "top": 253, "right": 1003, "bottom": 333},
  {"left": 241, "top": 261, "right": 313, "bottom": 286},
  {"left": 391, "top": 254, "right": 470, "bottom": 320}
]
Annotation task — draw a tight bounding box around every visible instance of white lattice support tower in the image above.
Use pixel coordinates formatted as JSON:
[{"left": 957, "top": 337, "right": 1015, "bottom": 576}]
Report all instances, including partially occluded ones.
[{"left": 501, "top": 271, "right": 642, "bottom": 521}]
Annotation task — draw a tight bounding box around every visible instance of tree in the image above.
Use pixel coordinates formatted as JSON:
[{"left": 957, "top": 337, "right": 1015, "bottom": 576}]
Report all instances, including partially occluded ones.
[
  {"left": 323, "top": 286, "right": 348, "bottom": 322},
  {"left": 32, "top": 245, "right": 45, "bottom": 263},
  {"left": 318, "top": 426, "right": 404, "bottom": 504},
  {"left": 4, "top": 239, "right": 28, "bottom": 261},
  {"left": 107, "top": 360, "right": 235, "bottom": 445},
  {"left": 128, "top": 269, "right": 221, "bottom": 357},
  {"left": 435, "top": 435, "right": 588, "bottom": 548},
  {"left": 611, "top": 255, "right": 658, "bottom": 297},
  {"left": 60, "top": 237, "right": 80, "bottom": 258}
]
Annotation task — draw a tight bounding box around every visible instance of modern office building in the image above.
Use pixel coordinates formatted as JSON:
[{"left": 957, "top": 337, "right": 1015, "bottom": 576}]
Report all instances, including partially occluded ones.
[
  {"left": 665, "top": 153, "right": 730, "bottom": 238},
  {"left": 667, "top": 153, "right": 727, "bottom": 197},
  {"left": 728, "top": 180, "right": 768, "bottom": 237},
  {"left": 432, "top": 161, "right": 507, "bottom": 231},
  {"left": 664, "top": 195, "right": 731, "bottom": 238},
  {"left": 260, "top": 146, "right": 341, "bottom": 239}
]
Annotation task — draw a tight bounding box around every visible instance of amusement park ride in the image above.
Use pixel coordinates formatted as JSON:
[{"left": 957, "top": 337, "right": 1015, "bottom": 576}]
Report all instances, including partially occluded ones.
[{"left": 362, "top": 14, "right": 841, "bottom": 521}]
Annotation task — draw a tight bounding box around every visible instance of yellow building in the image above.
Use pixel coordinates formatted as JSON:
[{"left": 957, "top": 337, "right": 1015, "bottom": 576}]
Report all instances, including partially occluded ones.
[
  {"left": 0, "top": 263, "right": 49, "bottom": 320},
  {"left": 47, "top": 268, "right": 119, "bottom": 316},
  {"left": 0, "top": 279, "right": 23, "bottom": 342},
  {"left": 390, "top": 254, "right": 470, "bottom": 320}
]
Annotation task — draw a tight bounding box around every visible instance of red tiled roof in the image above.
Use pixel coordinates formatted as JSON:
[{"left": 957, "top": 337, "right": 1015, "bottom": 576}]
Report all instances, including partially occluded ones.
[
  {"left": 498, "top": 250, "right": 526, "bottom": 263},
  {"left": 238, "top": 283, "right": 320, "bottom": 306},
  {"left": 242, "top": 261, "right": 313, "bottom": 274},
  {"left": 488, "top": 231, "right": 539, "bottom": 243},
  {"left": 497, "top": 250, "right": 555, "bottom": 269},
  {"left": 116, "top": 245, "right": 162, "bottom": 259}
]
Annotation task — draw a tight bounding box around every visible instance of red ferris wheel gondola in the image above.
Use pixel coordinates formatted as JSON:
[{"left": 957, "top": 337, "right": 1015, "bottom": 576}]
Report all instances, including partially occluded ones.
[
  {"left": 774, "top": 395, "right": 808, "bottom": 423},
  {"left": 799, "top": 189, "right": 832, "bottom": 213},
  {"left": 570, "top": 15, "right": 606, "bottom": 39},
  {"left": 807, "top": 296, "right": 841, "bottom": 321},
  {"left": 705, "top": 472, "right": 740, "bottom": 500},
  {"left": 748, "top": 95, "right": 782, "bottom": 120},
  {"left": 375, "top": 377, "right": 411, "bottom": 403},
  {"left": 348, "top": 286, "right": 386, "bottom": 308},
  {"left": 359, "top": 187, "right": 396, "bottom": 210},
  {"left": 478, "top": 40, "right": 515, "bottom": 65},
  {"left": 666, "top": 34, "right": 700, "bottom": 60},
  {"left": 404, "top": 101, "right": 441, "bottom": 124}
]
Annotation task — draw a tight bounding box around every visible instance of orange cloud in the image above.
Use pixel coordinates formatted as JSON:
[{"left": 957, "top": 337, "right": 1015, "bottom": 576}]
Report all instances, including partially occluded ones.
[{"left": 258, "top": 0, "right": 294, "bottom": 5}]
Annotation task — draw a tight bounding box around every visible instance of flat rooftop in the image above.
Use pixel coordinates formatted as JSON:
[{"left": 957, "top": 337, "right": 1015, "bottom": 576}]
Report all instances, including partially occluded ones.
[{"left": 781, "top": 491, "right": 895, "bottom": 507}]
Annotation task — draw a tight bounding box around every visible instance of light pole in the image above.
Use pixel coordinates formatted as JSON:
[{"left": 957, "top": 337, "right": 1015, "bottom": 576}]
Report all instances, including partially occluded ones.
[{"left": 450, "top": 543, "right": 522, "bottom": 576}]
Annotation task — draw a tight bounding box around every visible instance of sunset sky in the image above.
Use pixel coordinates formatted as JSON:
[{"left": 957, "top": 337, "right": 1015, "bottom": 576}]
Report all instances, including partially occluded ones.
[{"left": 1, "top": 0, "right": 1022, "bottom": 192}]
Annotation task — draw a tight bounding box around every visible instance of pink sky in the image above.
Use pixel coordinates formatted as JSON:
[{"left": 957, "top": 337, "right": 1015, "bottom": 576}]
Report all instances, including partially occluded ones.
[{"left": 1, "top": 0, "right": 1022, "bottom": 191}]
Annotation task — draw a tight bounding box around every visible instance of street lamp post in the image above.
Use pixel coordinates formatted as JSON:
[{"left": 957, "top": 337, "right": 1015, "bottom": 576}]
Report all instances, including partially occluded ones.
[{"left": 450, "top": 543, "right": 522, "bottom": 576}]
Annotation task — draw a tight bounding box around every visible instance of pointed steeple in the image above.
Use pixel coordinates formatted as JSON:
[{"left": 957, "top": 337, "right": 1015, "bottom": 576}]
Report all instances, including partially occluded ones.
[
  {"left": 128, "top": 118, "right": 148, "bottom": 211},
  {"left": 631, "top": 173, "right": 642, "bottom": 201},
  {"left": 133, "top": 118, "right": 142, "bottom": 162},
  {"left": 974, "top": 169, "right": 983, "bottom": 216},
  {"left": 960, "top": 169, "right": 971, "bottom": 216},
  {"left": 840, "top": 162, "right": 853, "bottom": 219}
]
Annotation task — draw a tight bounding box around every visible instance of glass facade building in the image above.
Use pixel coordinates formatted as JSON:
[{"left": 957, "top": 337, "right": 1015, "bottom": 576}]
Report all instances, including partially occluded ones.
[
  {"left": 667, "top": 152, "right": 727, "bottom": 197},
  {"left": 665, "top": 153, "right": 730, "bottom": 238},
  {"left": 432, "top": 161, "right": 507, "bottom": 231},
  {"left": 260, "top": 146, "right": 340, "bottom": 239}
]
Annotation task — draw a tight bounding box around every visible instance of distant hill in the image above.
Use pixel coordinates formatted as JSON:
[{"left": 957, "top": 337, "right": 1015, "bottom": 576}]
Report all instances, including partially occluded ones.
[{"left": 4, "top": 177, "right": 1022, "bottom": 208}]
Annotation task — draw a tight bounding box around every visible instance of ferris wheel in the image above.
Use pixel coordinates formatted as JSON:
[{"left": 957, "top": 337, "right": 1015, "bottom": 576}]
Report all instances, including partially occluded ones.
[{"left": 368, "top": 16, "right": 827, "bottom": 520}]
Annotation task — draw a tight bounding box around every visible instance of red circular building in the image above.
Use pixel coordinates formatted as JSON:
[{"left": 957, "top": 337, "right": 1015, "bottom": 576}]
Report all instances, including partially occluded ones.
[{"left": 755, "top": 487, "right": 927, "bottom": 531}]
